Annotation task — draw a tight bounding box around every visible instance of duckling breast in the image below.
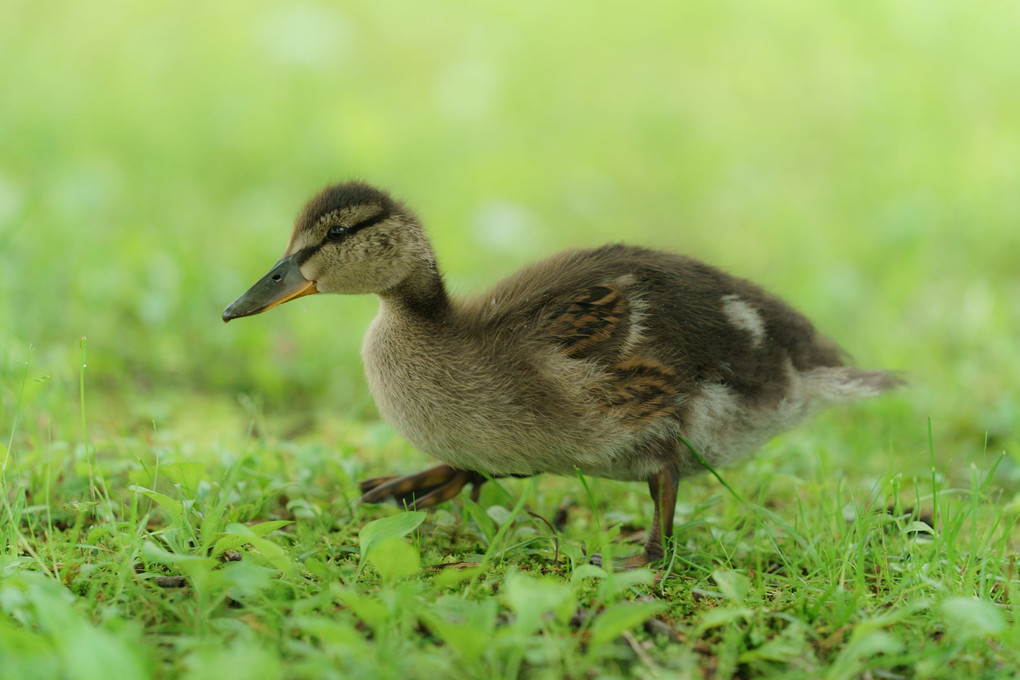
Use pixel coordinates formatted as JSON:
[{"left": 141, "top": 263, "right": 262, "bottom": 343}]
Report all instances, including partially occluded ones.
[{"left": 362, "top": 310, "right": 658, "bottom": 479}]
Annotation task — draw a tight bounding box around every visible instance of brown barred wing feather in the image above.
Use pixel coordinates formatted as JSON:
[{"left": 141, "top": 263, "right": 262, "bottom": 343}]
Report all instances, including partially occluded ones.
[
  {"left": 601, "top": 359, "right": 681, "bottom": 423},
  {"left": 543, "top": 284, "right": 631, "bottom": 361}
]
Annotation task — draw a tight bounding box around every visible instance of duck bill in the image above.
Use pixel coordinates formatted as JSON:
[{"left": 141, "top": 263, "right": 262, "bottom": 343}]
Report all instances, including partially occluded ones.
[{"left": 222, "top": 254, "right": 318, "bottom": 322}]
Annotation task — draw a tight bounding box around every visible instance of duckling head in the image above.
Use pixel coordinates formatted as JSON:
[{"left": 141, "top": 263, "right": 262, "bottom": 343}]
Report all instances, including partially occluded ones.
[{"left": 223, "top": 182, "right": 436, "bottom": 322}]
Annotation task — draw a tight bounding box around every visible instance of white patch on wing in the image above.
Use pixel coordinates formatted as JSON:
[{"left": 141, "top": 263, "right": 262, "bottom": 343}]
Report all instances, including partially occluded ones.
[
  {"left": 721, "top": 294, "right": 766, "bottom": 348},
  {"left": 614, "top": 274, "right": 645, "bottom": 351}
]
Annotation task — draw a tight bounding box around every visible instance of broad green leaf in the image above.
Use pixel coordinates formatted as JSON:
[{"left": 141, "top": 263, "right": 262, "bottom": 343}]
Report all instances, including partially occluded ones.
[
  {"left": 590, "top": 601, "right": 664, "bottom": 646},
  {"left": 366, "top": 537, "right": 421, "bottom": 582},
  {"left": 85, "top": 524, "right": 122, "bottom": 546},
  {"left": 696, "top": 607, "right": 753, "bottom": 634},
  {"left": 712, "top": 568, "right": 750, "bottom": 603},
  {"left": 486, "top": 504, "right": 512, "bottom": 525},
  {"left": 571, "top": 564, "right": 608, "bottom": 583},
  {"left": 463, "top": 498, "right": 495, "bottom": 543},
  {"left": 900, "top": 521, "right": 935, "bottom": 536},
  {"left": 210, "top": 524, "right": 293, "bottom": 573},
  {"left": 304, "top": 556, "right": 342, "bottom": 580},
  {"left": 247, "top": 520, "right": 294, "bottom": 537},
  {"left": 420, "top": 597, "right": 497, "bottom": 663},
  {"left": 829, "top": 630, "right": 903, "bottom": 679},
  {"left": 0, "top": 572, "right": 75, "bottom": 633},
  {"left": 0, "top": 574, "right": 146, "bottom": 680},
  {"left": 130, "top": 486, "right": 183, "bottom": 525},
  {"left": 358, "top": 511, "right": 426, "bottom": 562},
  {"left": 503, "top": 572, "right": 575, "bottom": 631},
  {"left": 940, "top": 596, "right": 1005, "bottom": 638},
  {"left": 242, "top": 535, "right": 292, "bottom": 573},
  {"left": 739, "top": 631, "right": 809, "bottom": 664},
  {"left": 420, "top": 611, "right": 489, "bottom": 663},
  {"left": 218, "top": 560, "right": 275, "bottom": 599},
  {"left": 602, "top": 568, "right": 655, "bottom": 593},
  {"left": 199, "top": 505, "right": 225, "bottom": 550},
  {"left": 127, "top": 466, "right": 154, "bottom": 488},
  {"left": 288, "top": 616, "right": 362, "bottom": 644},
  {"left": 159, "top": 462, "right": 206, "bottom": 496},
  {"left": 210, "top": 522, "right": 262, "bottom": 555},
  {"left": 335, "top": 589, "right": 388, "bottom": 629},
  {"left": 62, "top": 619, "right": 148, "bottom": 680},
  {"left": 855, "top": 598, "right": 930, "bottom": 631},
  {"left": 141, "top": 541, "right": 215, "bottom": 568},
  {"left": 433, "top": 565, "right": 485, "bottom": 589},
  {"left": 0, "top": 556, "right": 34, "bottom": 578}
]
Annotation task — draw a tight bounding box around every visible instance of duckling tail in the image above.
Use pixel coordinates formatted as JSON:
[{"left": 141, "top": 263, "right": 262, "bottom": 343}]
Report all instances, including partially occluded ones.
[{"left": 801, "top": 366, "right": 906, "bottom": 404}]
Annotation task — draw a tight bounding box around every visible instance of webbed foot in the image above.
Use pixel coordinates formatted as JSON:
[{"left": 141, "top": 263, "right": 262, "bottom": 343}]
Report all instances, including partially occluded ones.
[
  {"left": 587, "top": 545, "right": 662, "bottom": 570},
  {"left": 359, "top": 464, "right": 485, "bottom": 509}
]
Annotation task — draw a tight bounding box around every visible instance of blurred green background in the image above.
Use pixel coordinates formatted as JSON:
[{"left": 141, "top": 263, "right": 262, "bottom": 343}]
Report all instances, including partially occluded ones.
[{"left": 1, "top": 0, "right": 1017, "bottom": 470}]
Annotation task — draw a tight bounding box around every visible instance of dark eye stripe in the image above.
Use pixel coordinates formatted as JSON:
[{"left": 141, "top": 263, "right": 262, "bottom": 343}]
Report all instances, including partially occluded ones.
[
  {"left": 322, "top": 209, "right": 390, "bottom": 244},
  {"left": 293, "top": 245, "right": 318, "bottom": 266},
  {"left": 348, "top": 209, "right": 390, "bottom": 233},
  {"left": 306, "top": 208, "right": 392, "bottom": 259}
]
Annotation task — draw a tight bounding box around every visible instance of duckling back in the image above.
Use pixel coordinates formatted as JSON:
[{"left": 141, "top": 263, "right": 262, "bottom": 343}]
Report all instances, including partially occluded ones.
[{"left": 364, "top": 244, "right": 899, "bottom": 482}]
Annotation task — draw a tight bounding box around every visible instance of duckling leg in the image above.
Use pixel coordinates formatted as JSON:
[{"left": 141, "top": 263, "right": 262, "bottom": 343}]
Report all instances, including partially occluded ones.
[
  {"left": 627, "top": 465, "right": 680, "bottom": 568},
  {"left": 359, "top": 464, "right": 485, "bottom": 509},
  {"left": 588, "top": 465, "right": 680, "bottom": 569}
]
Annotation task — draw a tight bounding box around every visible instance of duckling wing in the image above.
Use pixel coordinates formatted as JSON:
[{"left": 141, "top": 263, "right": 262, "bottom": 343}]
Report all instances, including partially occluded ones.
[
  {"left": 541, "top": 282, "right": 689, "bottom": 424},
  {"left": 542, "top": 283, "right": 632, "bottom": 360}
]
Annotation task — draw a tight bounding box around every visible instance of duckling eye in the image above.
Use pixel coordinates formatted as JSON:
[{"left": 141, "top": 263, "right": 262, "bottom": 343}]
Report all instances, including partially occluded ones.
[{"left": 327, "top": 225, "right": 347, "bottom": 240}]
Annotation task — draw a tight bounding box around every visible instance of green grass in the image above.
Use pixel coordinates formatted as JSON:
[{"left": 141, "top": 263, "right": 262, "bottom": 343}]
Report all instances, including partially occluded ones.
[{"left": 2, "top": 1, "right": 1019, "bottom": 678}]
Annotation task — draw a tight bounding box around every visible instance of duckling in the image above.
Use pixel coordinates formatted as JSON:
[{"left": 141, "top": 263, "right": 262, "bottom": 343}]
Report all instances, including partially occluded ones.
[{"left": 223, "top": 181, "right": 900, "bottom": 567}]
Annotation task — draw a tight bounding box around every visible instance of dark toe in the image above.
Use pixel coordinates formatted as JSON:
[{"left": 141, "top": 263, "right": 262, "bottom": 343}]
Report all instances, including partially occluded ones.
[
  {"left": 359, "top": 475, "right": 399, "bottom": 494},
  {"left": 584, "top": 550, "right": 658, "bottom": 570}
]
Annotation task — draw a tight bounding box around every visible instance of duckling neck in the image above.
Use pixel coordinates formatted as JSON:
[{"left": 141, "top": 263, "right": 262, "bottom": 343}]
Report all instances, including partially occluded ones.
[{"left": 379, "top": 262, "right": 451, "bottom": 321}]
